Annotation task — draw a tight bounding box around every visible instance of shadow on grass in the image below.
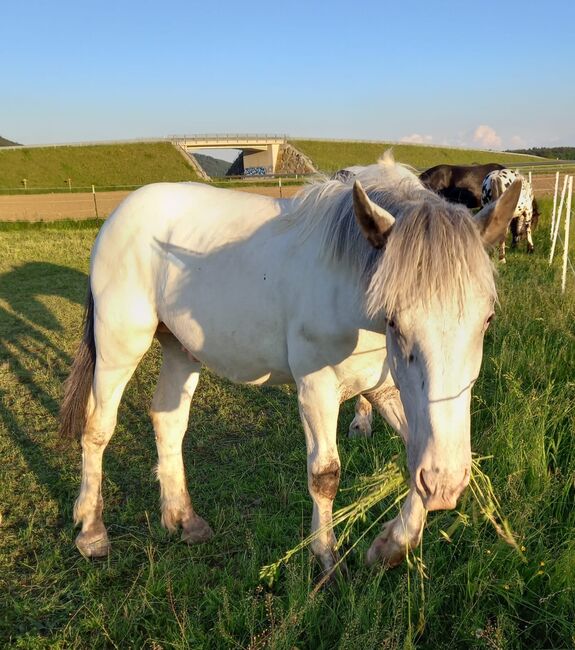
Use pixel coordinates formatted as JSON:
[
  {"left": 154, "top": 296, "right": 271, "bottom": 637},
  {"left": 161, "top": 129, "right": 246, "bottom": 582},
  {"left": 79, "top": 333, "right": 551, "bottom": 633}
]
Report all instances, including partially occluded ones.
[
  {"left": 0, "top": 260, "right": 309, "bottom": 537},
  {"left": 0, "top": 263, "right": 90, "bottom": 510}
]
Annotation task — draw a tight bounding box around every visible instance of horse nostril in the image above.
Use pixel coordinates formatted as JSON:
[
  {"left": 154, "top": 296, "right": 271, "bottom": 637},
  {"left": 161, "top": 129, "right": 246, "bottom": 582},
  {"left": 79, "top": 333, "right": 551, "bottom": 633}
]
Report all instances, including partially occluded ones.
[{"left": 417, "top": 468, "right": 433, "bottom": 497}]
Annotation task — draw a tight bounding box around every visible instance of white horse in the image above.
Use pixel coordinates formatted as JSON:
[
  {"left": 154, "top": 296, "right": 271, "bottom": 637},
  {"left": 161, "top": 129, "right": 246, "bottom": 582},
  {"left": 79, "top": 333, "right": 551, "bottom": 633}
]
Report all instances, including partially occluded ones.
[{"left": 60, "top": 153, "right": 520, "bottom": 573}]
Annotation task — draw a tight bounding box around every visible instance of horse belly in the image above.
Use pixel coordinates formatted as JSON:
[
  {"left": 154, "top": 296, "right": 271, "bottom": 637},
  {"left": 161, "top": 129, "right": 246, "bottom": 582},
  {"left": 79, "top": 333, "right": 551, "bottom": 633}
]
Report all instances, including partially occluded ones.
[
  {"left": 173, "top": 316, "right": 293, "bottom": 385},
  {"left": 159, "top": 264, "right": 293, "bottom": 386}
]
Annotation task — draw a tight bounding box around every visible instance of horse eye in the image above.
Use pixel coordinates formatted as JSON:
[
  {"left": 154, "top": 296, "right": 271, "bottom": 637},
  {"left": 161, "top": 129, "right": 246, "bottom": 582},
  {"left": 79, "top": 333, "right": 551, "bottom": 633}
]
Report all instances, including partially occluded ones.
[
  {"left": 387, "top": 319, "right": 396, "bottom": 329},
  {"left": 486, "top": 313, "right": 495, "bottom": 327}
]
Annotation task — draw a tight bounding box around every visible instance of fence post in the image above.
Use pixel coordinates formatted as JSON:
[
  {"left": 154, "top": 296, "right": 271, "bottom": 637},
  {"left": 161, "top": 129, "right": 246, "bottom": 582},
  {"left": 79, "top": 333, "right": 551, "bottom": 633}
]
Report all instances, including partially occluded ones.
[
  {"left": 551, "top": 172, "right": 559, "bottom": 240},
  {"left": 550, "top": 175, "right": 569, "bottom": 265},
  {"left": 561, "top": 176, "right": 573, "bottom": 294},
  {"left": 92, "top": 185, "right": 99, "bottom": 218}
]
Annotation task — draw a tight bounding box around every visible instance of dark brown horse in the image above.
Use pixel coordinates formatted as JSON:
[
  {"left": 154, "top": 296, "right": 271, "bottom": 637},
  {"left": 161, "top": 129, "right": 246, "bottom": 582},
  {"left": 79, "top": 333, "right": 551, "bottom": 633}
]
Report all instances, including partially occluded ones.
[{"left": 419, "top": 163, "right": 505, "bottom": 209}]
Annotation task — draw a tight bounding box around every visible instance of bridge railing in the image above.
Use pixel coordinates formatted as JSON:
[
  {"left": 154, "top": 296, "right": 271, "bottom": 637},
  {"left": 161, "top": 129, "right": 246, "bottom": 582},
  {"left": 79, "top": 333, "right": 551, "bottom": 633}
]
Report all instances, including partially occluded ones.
[{"left": 171, "top": 134, "right": 287, "bottom": 146}]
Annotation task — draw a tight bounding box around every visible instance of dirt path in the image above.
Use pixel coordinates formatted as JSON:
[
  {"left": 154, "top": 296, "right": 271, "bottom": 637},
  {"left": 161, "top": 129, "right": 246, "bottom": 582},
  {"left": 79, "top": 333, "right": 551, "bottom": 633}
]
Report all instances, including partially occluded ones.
[
  {"left": 0, "top": 177, "right": 555, "bottom": 222},
  {"left": 0, "top": 185, "right": 302, "bottom": 222}
]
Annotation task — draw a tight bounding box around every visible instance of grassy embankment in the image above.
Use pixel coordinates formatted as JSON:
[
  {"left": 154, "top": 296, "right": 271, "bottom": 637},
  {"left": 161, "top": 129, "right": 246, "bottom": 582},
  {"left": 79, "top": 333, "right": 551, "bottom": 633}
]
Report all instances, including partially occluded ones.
[
  {"left": 0, "top": 139, "right": 552, "bottom": 198},
  {"left": 0, "top": 142, "right": 200, "bottom": 193},
  {"left": 0, "top": 196, "right": 574, "bottom": 648},
  {"left": 290, "top": 140, "right": 546, "bottom": 174}
]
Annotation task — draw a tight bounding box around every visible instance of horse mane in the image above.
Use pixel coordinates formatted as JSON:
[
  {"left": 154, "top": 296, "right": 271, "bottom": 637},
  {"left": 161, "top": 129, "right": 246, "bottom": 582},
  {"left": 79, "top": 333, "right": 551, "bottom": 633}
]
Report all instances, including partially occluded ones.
[{"left": 280, "top": 151, "right": 497, "bottom": 318}]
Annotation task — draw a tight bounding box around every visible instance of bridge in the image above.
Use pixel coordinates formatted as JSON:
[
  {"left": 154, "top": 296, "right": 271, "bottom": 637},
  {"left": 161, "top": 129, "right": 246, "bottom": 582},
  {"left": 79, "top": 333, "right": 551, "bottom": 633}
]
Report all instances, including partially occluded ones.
[{"left": 171, "top": 134, "right": 287, "bottom": 174}]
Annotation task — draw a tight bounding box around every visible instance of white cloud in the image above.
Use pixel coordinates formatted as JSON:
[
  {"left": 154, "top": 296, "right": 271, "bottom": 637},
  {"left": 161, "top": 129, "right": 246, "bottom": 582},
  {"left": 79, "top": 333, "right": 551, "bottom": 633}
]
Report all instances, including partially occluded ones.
[
  {"left": 509, "top": 135, "right": 526, "bottom": 149},
  {"left": 400, "top": 133, "right": 433, "bottom": 144},
  {"left": 472, "top": 125, "right": 502, "bottom": 149}
]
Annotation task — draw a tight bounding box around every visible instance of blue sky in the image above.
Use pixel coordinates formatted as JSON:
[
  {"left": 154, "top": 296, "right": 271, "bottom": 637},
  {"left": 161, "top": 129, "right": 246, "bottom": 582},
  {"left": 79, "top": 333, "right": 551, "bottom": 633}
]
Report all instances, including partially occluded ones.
[{"left": 2, "top": 0, "right": 574, "bottom": 149}]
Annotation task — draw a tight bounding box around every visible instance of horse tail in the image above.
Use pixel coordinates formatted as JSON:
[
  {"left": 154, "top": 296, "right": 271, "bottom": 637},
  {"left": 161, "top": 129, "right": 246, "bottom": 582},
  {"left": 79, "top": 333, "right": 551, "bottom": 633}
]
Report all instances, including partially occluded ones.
[{"left": 59, "top": 284, "right": 96, "bottom": 439}]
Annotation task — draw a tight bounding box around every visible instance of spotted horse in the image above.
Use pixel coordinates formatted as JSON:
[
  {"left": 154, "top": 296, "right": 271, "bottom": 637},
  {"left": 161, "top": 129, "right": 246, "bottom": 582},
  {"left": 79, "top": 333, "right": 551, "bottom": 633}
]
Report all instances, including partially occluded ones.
[{"left": 481, "top": 168, "right": 539, "bottom": 263}]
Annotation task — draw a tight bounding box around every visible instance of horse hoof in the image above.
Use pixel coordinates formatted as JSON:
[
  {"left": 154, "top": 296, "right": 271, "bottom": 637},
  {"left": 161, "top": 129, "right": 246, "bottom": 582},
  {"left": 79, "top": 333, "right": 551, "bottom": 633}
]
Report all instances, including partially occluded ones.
[
  {"left": 527, "top": 247, "right": 534, "bottom": 254},
  {"left": 366, "top": 525, "right": 406, "bottom": 569},
  {"left": 181, "top": 515, "right": 214, "bottom": 544},
  {"left": 76, "top": 527, "right": 111, "bottom": 558},
  {"left": 348, "top": 418, "right": 372, "bottom": 438}
]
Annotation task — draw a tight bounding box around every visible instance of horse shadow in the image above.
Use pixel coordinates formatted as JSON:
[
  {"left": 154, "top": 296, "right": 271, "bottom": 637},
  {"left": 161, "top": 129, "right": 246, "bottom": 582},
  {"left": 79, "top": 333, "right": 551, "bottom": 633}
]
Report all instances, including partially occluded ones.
[
  {"left": 0, "top": 262, "right": 163, "bottom": 524},
  {"left": 0, "top": 260, "right": 313, "bottom": 541}
]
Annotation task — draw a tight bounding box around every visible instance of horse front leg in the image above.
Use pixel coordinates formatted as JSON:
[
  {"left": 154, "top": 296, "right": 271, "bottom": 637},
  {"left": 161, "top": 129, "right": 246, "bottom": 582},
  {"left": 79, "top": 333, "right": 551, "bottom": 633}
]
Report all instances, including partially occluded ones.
[
  {"left": 526, "top": 223, "right": 534, "bottom": 253},
  {"left": 361, "top": 386, "right": 427, "bottom": 568},
  {"left": 366, "top": 488, "right": 426, "bottom": 567},
  {"left": 498, "top": 238, "right": 507, "bottom": 264},
  {"left": 296, "top": 371, "right": 342, "bottom": 574}
]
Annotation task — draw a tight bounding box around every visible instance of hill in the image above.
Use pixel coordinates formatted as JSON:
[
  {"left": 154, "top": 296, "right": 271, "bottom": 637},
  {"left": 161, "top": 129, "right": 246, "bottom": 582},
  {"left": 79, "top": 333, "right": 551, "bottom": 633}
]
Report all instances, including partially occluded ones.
[
  {"left": 0, "top": 138, "right": 552, "bottom": 194},
  {"left": 0, "top": 142, "right": 199, "bottom": 191},
  {"left": 290, "top": 139, "right": 545, "bottom": 173},
  {"left": 508, "top": 147, "right": 575, "bottom": 160}
]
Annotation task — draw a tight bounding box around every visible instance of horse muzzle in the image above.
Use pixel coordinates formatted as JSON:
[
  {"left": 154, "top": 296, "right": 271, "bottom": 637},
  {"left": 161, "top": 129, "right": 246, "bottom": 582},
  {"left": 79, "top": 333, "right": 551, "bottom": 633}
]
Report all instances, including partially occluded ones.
[{"left": 415, "top": 466, "right": 470, "bottom": 511}]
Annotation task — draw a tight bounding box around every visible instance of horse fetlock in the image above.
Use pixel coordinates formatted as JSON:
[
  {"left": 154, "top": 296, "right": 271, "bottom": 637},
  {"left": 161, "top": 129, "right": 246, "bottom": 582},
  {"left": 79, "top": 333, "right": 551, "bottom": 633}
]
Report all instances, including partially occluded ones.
[
  {"left": 311, "top": 461, "right": 341, "bottom": 500},
  {"left": 73, "top": 494, "right": 103, "bottom": 526},
  {"left": 311, "top": 536, "right": 342, "bottom": 572},
  {"left": 348, "top": 413, "right": 372, "bottom": 438},
  {"left": 76, "top": 522, "right": 110, "bottom": 558},
  {"left": 366, "top": 520, "right": 420, "bottom": 568},
  {"left": 160, "top": 500, "right": 192, "bottom": 533},
  {"left": 316, "top": 547, "right": 349, "bottom": 583}
]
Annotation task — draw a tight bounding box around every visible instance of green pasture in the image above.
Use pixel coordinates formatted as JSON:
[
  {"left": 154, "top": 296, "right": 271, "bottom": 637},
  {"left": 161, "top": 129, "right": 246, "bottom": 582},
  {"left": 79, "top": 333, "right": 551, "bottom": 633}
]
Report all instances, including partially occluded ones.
[
  {"left": 0, "top": 142, "right": 200, "bottom": 192},
  {"left": 0, "top": 198, "right": 574, "bottom": 648},
  {"left": 0, "top": 140, "right": 550, "bottom": 196},
  {"left": 290, "top": 140, "right": 545, "bottom": 174}
]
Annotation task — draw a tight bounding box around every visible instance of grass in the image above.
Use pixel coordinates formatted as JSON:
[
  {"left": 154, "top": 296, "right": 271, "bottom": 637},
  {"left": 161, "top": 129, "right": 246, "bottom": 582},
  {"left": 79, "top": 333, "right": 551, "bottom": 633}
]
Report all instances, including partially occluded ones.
[
  {"left": 0, "top": 197, "right": 574, "bottom": 648},
  {"left": 0, "top": 140, "right": 552, "bottom": 197},
  {"left": 0, "top": 142, "right": 200, "bottom": 191},
  {"left": 290, "top": 140, "right": 546, "bottom": 174}
]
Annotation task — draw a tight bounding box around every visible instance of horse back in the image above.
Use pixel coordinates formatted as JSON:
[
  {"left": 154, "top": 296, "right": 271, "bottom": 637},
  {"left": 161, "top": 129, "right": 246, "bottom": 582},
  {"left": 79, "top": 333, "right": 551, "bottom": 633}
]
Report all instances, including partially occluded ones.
[{"left": 420, "top": 163, "right": 505, "bottom": 209}]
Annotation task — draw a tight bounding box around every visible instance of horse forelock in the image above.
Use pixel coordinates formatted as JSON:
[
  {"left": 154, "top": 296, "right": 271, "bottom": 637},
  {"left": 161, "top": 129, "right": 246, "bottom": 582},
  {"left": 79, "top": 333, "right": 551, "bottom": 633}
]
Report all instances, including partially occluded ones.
[
  {"left": 280, "top": 157, "right": 496, "bottom": 319},
  {"left": 366, "top": 199, "right": 497, "bottom": 319}
]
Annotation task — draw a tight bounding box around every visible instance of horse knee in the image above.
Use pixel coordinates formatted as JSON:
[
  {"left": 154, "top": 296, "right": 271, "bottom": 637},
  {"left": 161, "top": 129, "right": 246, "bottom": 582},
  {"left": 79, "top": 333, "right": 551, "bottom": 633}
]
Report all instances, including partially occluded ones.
[{"left": 311, "top": 461, "right": 340, "bottom": 500}]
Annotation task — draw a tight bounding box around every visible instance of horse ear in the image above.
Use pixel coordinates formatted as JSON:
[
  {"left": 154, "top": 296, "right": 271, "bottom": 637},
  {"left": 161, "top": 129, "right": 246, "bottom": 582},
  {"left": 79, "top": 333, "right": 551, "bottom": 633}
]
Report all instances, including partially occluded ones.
[
  {"left": 353, "top": 180, "right": 395, "bottom": 249},
  {"left": 475, "top": 179, "right": 522, "bottom": 247}
]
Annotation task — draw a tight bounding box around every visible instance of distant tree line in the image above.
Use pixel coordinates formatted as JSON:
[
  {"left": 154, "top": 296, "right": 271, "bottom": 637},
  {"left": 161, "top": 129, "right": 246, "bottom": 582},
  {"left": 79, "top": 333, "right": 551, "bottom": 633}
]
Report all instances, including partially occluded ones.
[{"left": 507, "top": 147, "right": 575, "bottom": 160}]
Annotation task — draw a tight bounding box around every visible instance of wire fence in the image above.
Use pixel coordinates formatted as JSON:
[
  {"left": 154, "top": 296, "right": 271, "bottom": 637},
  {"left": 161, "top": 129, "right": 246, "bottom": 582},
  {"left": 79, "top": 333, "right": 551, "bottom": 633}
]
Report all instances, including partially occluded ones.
[
  {"left": 0, "top": 181, "right": 303, "bottom": 221},
  {"left": 0, "top": 171, "right": 572, "bottom": 222}
]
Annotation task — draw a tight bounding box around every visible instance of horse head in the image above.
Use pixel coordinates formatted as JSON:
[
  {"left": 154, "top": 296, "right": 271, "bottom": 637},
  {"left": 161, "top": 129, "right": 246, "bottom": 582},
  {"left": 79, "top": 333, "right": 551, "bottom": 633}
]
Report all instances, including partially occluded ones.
[{"left": 353, "top": 178, "right": 521, "bottom": 511}]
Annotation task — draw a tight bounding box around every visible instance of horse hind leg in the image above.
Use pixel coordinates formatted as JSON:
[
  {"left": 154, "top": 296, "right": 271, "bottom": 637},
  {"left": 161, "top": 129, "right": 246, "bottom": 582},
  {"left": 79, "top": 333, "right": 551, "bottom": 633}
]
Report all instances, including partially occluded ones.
[
  {"left": 348, "top": 385, "right": 408, "bottom": 441},
  {"left": 151, "top": 331, "right": 213, "bottom": 544},
  {"left": 348, "top": 394, "right": 373, "bottom": 437},
  {"left": 74, "top": 308, "right": 156, "bottom": 557}
]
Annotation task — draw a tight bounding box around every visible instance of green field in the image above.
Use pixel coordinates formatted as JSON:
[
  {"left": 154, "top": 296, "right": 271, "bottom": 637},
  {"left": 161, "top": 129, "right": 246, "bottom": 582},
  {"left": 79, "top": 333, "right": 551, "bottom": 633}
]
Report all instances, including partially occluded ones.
[
  {"left": 0, "top": 142, "right": 200, "bottom": 192},
  {"left": 290, "top": 140, "right": 545, "bottom": 174},
  {"left": 0, "top": 140, "right": 550, "bottom": 196},
  {"left": 1, "top": 200, "right": 574, "bottom": 648}
]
